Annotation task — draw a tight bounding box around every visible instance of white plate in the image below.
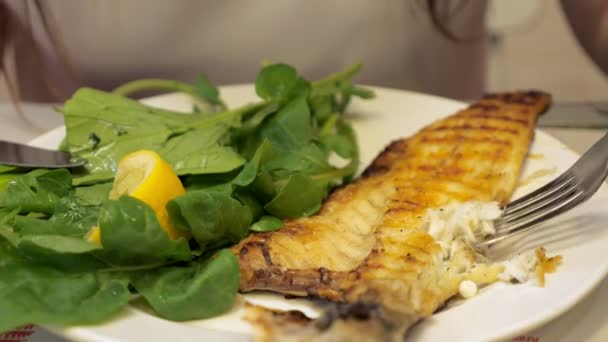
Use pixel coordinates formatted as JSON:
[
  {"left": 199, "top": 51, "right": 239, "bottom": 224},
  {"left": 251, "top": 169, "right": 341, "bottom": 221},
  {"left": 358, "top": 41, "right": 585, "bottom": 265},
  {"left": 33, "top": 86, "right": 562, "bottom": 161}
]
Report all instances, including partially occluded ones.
[{"left": 31, "top": 86, "right": 608, "bottom": 342}]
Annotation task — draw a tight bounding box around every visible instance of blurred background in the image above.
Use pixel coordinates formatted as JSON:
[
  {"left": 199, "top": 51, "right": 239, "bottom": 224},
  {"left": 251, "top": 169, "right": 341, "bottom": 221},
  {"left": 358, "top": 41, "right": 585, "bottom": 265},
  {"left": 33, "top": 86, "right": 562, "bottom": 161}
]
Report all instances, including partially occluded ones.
[
  {"left": 488, "top": 1, "right": 607, "bottom": 101},
  {"left": 1, "top": 0, "right": 607, "bottom": 102}
]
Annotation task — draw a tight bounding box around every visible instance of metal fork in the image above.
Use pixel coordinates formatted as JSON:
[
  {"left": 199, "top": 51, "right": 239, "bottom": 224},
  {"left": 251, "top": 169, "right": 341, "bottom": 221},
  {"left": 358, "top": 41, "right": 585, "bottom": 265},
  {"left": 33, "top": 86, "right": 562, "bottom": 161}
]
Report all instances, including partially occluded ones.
[{"left": 477, "top": 132, "right": 608, "bottom": 248}]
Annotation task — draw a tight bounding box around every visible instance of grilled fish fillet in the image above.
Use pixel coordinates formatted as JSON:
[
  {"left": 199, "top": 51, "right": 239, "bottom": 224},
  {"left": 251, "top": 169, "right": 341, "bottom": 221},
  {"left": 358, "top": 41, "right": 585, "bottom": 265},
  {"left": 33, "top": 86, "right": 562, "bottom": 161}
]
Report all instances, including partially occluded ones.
[{"left": 232, "top": 91, "right": 551, "bottom": 341}]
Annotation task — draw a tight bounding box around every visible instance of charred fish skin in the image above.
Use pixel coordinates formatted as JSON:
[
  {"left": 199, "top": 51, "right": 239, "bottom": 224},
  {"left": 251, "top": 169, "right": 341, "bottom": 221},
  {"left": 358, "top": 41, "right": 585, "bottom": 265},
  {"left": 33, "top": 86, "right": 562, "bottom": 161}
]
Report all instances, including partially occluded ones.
[{"left": 233, "top": 91, "right": 551, "bottom": 339}]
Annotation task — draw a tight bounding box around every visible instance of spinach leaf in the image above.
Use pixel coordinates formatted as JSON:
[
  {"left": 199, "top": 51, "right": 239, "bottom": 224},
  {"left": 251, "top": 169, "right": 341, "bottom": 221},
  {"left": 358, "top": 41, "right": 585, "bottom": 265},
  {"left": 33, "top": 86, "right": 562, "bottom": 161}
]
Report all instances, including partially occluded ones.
[
  {"left": 250, "top": 216, "right": 283, "bottom": 232},
  {"left": 7, "top": 193, "right": 99, "bottom": 239},
  {"left": 0, "top": 258, "right": 131, "bottom": 333},
  {"left": 49, "top": 196, "right": 100, "bottom": 236},
  {"left": 3, "top": 169, "right": 72, "bottom": 214},
  {"left": 158, "top": 124, "right": 244, "bottom": 176},
  {"left": 182, "top": 172, "right": 236, "bottom": 193},
  {"left": 167, "top": 190, "right": 252, "bottom": 250},
  {"left": 12, "top": 216, "right": 56, "bottom": 235},
  {"left": 0, "top": 165, "right": 16, "bottom": 173},
  {"left": 1, "top": 212, "right": 104, "bottom": 271},
  {"left": 62, "top": 88, "right": 244, "bottom": 185},
  {"left": 74, "top": 182, "right": 112, "bottom": 205},
  {"left": 18, "top": 234, "right": 101, "bottom": 254},
  {"left": 130, "top": 249, "right": 239, "bottom": 321},
  {"left": 0, "top": 231, "right": 20, "bottom": 266},
  {"left": 17, "top": 239, "right": 106, "bottom": 272},
  {"left": 97, "top": 196, "right": 191, "bottom": 265},
  {"left": 0, "top": 173, "right": 18, "bottom": 205}
]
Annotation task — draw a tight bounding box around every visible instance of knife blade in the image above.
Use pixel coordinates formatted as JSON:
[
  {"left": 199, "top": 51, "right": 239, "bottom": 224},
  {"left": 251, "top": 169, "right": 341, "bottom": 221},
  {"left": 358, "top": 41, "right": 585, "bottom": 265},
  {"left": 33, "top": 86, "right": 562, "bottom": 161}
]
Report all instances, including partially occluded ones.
[
  {"left": 0, "top": 140, "right": 86, "bottom": 169},
  {"left": 539, "top": 101, "right": 608, "bottom": 128}
]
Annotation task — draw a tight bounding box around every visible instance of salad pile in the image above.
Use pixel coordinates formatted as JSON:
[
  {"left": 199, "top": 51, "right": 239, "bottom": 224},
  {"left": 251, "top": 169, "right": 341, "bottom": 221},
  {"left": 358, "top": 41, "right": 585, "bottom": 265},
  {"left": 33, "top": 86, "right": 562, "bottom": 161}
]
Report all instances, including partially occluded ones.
[{"left": 0, "top": 63, "right": 373, "bottom": 331}]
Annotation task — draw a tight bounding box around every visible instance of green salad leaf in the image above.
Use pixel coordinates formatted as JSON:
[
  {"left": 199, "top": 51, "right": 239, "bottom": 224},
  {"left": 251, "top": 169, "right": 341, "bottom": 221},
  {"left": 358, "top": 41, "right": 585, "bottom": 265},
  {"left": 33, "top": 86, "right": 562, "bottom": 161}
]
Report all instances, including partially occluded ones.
[
  {"left": 250, "top": 215, "right": 283, "bottom": 232},
  {"left": 167, "top": 190, "right": 253, "bottom": 250},
  {"left": 62, "top": 89, "right": 244, "bottom": 185},
  {"left": 131, "top": 249, "right": 239, "bottom": 321},
  {"left": 0, "top": 240, "right": 131, "bottom": 332},
  {"left": 74, "top": 182, "right": 113, "bottom": 205},
  {"left": 0, "top": 165, "right": 16, "bottom": 173},
  {"left": 97, "top": 196, "right": 192, "bottom": 266},
  {"left": 194, "top": 74, "right": 224, "bottom": 108},
  {"left": 3, "top": 169, "right": 73, "bottom": 214},
  {"left": 255, "top": 63, "right": 309, "bottom": 103},
  {"left": 0, "top": 62, "right": 374, "bottom": 332}
]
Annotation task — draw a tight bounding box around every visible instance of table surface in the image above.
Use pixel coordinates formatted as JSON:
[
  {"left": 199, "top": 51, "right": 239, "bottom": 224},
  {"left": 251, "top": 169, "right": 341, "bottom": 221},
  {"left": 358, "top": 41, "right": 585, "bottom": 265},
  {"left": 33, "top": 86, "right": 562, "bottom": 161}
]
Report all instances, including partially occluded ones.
[{"left": 1, "top": 103, "right": 606, "bottom": 342}]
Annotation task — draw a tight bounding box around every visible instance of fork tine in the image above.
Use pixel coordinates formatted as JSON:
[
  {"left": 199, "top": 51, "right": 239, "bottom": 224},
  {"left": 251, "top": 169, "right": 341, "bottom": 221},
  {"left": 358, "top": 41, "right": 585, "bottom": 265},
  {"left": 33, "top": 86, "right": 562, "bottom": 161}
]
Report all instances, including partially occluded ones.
[
  {"left": 504, "top": 172, "right": 574, "bottom": 212},
  {"left": 478, "top": 133, "right": 608, "bottom": 250},
  {"left": 499, "top": 176, "right": 577, "bottom": 223},
  {"left": 482, "top": 188, "right": 585, "bottom": 247},
  {"left": 496, "top": 186, "right": 583, "bottom": 233}
]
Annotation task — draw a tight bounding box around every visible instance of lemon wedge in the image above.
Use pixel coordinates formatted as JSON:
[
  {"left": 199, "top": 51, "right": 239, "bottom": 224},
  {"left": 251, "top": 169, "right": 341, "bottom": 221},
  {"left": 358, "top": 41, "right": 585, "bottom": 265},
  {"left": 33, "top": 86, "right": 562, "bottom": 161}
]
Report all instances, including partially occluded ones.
[{"left": 86, "top": 150, "right": 188, "bottom": 245}]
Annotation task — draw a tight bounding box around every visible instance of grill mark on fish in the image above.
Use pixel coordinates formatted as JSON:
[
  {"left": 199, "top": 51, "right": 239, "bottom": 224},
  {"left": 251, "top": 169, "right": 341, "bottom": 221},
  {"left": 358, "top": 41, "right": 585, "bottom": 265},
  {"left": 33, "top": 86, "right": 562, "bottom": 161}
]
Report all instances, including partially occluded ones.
[
  {"left": 419, "top": 136, "right": 512, "bottom": 146},
  {"left": 468, "top": 103, "right": 499, "bottom": 111},
  {"left": 463, "top": 113, "right": 530, "bottom": 126},
  {"left": 429, "top": 124, "right": 519, "bottom": 135}
]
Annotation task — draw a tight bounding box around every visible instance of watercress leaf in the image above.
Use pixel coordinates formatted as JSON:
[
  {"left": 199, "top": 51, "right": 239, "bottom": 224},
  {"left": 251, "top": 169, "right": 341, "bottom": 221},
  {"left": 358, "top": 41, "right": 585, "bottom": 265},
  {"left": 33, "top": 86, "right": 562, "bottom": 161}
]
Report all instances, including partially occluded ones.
[
  {"left": 265, "top": 143, "right": 331, "bottom": 178},
  {"left": 98, "top": 196, "right": 191, "bottom": 265},
  {"left": 233, "top": 191, "right": 264, "bottom": 222},
  {"left": 255, "top": 63, "right": 299, "bottom": 102},
  {"left": 309, "top": 94, "right": 335, "bottom": 126},
  {"left": 264, "top": 174, "right": 325, "bottom": 218},
  {"left": 166, "top": 190, "right": 252, "bottom": 250},
  {"left": 194, "top": 74, "right": 222, "bottom": 106},
  {"left": 0, "top": 265, "right": 130, "bottom": 333},
  {"left": 250, "top": 215, "right": 283, "bottom": 232},
  {"left": 130, "top": 249, "right": 239, "bottom": 321},
  {"left": 236, "top": 103, "right": 279, "bottom": 138},
  {"left": 260, "top": 95, "right": 311, "bottom": 151},
  {"left": 4, "top": 169, "right": 73, "bottom": 214},
  {"left": 347, "top": 85, "right": 375, "bottom": 99},
  {"left": 232, "top": 139, "right": 276, "bottom": 187},
  {"left": 310, "top": 63, "right": 363, "bottom": 97},
  {"left": 319, "top": 134, "right": 355, "bottom": 159}
]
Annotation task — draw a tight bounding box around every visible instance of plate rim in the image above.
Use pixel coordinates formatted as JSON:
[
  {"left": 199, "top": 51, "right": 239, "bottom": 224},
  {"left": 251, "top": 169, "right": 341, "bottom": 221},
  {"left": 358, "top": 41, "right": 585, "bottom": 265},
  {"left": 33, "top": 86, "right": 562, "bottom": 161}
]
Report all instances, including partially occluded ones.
[{"left": 30, "top": 85, "right": 607, "bottom": 342}]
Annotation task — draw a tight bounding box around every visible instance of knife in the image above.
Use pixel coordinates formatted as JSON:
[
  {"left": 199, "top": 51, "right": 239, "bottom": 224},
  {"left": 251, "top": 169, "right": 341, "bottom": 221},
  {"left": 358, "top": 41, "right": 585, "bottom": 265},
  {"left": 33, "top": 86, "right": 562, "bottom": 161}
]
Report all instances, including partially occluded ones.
[
  {"left": 538, "top": 101, "right": 608, "bottom": 128},
  {"left": 0, "top": 140, "right": 86, "bottom": 169}
]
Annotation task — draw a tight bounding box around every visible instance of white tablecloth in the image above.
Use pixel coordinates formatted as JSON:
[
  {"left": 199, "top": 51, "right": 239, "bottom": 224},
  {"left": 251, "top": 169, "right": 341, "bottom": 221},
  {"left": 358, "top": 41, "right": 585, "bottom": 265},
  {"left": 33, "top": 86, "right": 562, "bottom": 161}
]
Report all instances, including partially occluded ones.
[{"left": 0, "top": 103, "right": 606, "bottom": 342}]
